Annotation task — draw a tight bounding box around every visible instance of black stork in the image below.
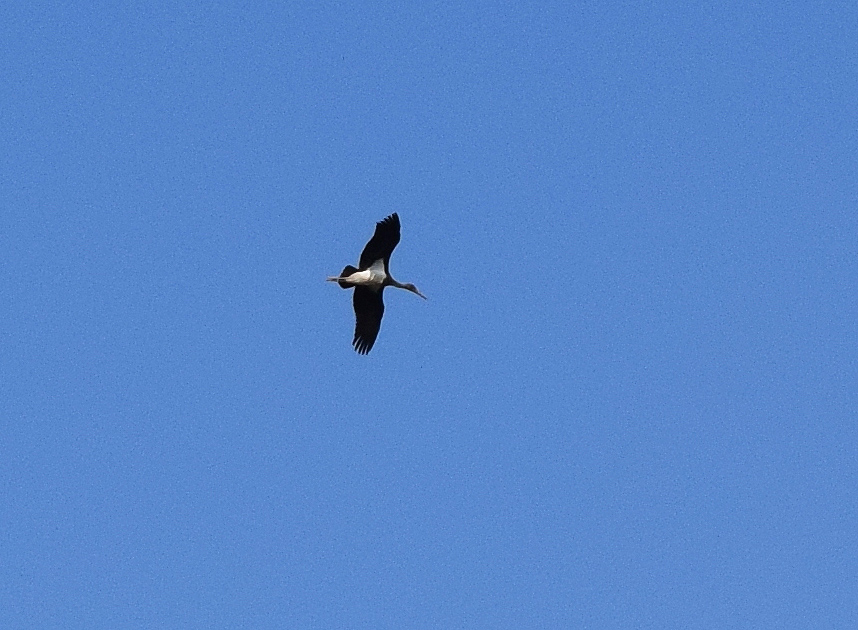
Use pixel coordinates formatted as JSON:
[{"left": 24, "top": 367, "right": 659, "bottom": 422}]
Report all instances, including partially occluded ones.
[{"left": 327, "top": 213, "right": 426, "bottom": 354}]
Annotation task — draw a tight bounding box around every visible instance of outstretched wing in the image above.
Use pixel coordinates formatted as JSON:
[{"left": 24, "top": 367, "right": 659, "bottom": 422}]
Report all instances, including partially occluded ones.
[
  {"left": 359, "top": 213, "right": 400, "bottom": 269},
  {"left": 352, "top": 286, "right": 385, "bottom": 354}
]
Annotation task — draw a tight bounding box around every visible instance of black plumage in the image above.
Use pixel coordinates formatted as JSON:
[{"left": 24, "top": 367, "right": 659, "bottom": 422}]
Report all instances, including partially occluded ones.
[
  {"left": 359, "top": 213, "right": 401, "bottom": 270},
  {"left": 327, "top": 213, "right": 425, "bottom": 354}
]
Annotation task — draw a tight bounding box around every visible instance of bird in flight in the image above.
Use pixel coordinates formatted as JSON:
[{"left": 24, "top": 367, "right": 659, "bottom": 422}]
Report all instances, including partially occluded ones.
[{"left": 327, "top": 213, "right": 426, "bottom": 354}]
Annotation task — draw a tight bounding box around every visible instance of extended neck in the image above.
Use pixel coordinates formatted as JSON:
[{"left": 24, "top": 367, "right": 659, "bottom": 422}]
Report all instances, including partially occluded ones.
[{"left": 388, "top": 276, "right": 427, "bottom": 299}]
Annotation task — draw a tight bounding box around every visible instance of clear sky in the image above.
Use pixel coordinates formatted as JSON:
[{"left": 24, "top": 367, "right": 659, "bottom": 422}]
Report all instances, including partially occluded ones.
[{"left": 2, "top": 2, "right": 856, "bottom": 628}]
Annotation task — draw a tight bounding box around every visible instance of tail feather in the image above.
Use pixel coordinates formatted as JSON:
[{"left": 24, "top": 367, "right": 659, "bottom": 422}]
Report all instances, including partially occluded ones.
[{"left": 337, "top": 265, "right": 358, "bottom": 288}]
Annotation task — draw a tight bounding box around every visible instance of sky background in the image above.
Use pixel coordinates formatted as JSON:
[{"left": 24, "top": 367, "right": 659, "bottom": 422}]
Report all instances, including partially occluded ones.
[{"left": 2, "top": 1, "right": 857, "bottom": 628}]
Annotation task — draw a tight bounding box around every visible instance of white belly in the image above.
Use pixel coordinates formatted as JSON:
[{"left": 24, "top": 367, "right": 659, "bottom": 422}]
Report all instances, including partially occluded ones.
[{"left": 347, "top": 259, "right": 387, "bottom": 289}]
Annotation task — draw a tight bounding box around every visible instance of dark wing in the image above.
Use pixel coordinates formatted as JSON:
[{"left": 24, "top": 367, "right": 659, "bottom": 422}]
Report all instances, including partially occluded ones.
[
  {"left": 359, "top": 213, "right": 400, "bottom": 269},
  {"left": 352, "top": 286, "right": 385, "bottom": 354}
]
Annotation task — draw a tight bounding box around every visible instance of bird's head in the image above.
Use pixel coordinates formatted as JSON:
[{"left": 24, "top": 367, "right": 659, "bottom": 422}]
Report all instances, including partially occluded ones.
[{"left": 404, "top": 283, "right": 427, "bottom": 299}]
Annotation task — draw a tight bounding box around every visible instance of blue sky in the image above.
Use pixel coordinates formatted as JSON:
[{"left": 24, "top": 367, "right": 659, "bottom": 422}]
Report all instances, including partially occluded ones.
[{"left": 2, "top": 1, "right": 856, "bottom": 628}]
